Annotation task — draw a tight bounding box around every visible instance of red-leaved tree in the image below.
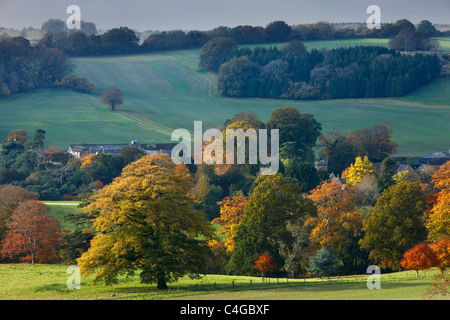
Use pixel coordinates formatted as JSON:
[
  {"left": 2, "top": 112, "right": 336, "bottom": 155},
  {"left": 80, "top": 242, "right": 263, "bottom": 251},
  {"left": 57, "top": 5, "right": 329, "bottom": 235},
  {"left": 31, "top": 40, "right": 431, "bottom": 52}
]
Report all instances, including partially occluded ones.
[
  {"left": 0, "top": 200, "right": 61, "bottom": 264},
  {"left": 254, "top": 252, "right": 277, "bottom": 282},
  {"left": 400, "top": 243, "right": 439, "bottom": 277}
]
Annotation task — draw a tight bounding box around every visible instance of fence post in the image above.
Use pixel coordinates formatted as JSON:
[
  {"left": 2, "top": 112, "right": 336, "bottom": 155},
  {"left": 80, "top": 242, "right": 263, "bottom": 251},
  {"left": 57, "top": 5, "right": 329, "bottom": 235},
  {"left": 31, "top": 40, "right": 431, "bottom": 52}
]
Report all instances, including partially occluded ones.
[{"left": 232, "top": 280, "right": 234, "bottom": 288}]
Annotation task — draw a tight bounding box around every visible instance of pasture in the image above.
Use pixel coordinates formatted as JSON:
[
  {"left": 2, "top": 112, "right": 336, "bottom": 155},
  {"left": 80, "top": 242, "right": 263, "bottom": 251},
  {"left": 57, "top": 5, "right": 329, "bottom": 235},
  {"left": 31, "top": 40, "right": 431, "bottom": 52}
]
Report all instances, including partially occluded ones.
[
  {"left": 0, "top": 38, "right": 449, "bottom": 156},
  {"left": 44, "top": 201, "right": 83, "bottom": 229},
  {"left": 0, "top": 263, "right": 445, "bottom": 300}
]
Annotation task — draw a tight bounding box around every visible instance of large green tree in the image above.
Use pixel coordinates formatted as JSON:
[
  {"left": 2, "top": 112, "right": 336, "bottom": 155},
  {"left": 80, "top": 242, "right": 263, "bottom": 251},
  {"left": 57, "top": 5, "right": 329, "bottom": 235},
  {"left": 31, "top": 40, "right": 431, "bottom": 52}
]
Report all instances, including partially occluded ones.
[
  {"left": 359, "top": 181, "right": 427, "bottom": 270},
  {"left": 377, "top": 157, "right": 396, "bottom": 195},
  {"left": 266, "top": 107, "right": 322, "bottom": 152},
  {"left": 265, "top": 21, "right": 292, "bottom": 42},
  {"left": 100, "top": 27, "right": 139, "bottom": 54},
  {"left": 199, "top": 37, "right": 236, "bottom": 72},
  {"left": 217, "top": 56, "right": 260, "bottom": 97},
  {"left": 226, "top": 173, "right": 316, "bottom": 275},
  {"left": 77, "top": 154, "right": 214, "bottom": 289}
]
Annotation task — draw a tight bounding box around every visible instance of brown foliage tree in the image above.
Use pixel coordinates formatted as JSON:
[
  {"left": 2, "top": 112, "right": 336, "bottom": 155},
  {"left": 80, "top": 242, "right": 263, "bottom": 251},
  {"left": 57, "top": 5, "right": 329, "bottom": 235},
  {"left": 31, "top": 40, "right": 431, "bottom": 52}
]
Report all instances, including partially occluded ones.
[
  {"left": 308, "top": 181, "right": 364, "bottom": 271},
  {"left": 101, "top": 86, "right": 123, "bottom": 111},
  {"left": 212, "top": 191, "right": 250, "bottom": 252},
  {"left": 430, "top": 238, "right": 450, "bottom": 274},
  {"left": 0, "top": 185, "right": 38, "bottom": 246},
  {"left": 347, "top": 121, "right": 398, "bottom": 162},
  {"left": 1, "top": 200, "right": 61, "bottom": 264}
]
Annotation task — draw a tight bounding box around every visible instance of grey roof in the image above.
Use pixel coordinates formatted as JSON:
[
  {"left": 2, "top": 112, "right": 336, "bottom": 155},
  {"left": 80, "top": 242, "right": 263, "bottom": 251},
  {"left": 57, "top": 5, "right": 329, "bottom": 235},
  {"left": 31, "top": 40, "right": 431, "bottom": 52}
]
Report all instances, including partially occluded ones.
[{"left": 422, "top": 151, "right": 449, "bottom": 159}]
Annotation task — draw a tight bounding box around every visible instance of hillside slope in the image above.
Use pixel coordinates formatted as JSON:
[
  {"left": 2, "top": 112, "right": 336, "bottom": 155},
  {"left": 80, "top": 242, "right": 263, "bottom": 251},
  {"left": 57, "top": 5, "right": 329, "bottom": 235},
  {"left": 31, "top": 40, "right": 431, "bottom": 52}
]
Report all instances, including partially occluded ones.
[{"left": 0, "top": 39, "right": 449, "bottom": 155}]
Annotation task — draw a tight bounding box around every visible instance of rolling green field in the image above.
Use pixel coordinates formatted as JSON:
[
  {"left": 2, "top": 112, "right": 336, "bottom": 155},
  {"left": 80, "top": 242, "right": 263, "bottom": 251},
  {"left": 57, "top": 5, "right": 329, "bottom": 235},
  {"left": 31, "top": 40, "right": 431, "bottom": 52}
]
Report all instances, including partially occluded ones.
[
  {"left": 0, "top": 263, "right": 446, "bottom": 300},
  {"left": 44, "top": 201, "right": 83, "bottom": 229},
  {"left": 0, "top": 38, "right": 449, "bottom": 156}
]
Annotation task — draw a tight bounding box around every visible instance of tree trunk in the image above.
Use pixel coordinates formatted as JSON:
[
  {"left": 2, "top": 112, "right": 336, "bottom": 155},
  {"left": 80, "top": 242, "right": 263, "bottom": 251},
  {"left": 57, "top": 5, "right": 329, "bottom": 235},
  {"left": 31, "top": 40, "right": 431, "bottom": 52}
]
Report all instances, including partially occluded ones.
[{"left": 157, "top": 276, "right": 168, "bottom": 290}]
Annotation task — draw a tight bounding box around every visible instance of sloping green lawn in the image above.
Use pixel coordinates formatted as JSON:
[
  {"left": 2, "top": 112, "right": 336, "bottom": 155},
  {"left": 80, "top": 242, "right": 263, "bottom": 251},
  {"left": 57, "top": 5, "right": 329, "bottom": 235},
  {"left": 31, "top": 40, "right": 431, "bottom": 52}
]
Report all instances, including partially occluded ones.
[{"left": 1, "top": 38, "right": 449, "bottom": 155}]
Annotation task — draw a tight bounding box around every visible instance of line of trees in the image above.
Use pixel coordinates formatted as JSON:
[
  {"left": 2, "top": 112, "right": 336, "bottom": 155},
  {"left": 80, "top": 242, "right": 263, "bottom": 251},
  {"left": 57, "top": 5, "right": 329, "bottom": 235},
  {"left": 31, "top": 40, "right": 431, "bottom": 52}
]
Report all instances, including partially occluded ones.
[
  {"left": 212, "top": 43, "right": 440, "bottom": 100},
  {"left": 0, "top": 36, "right": 95, "bottom": 99},
  {"left": 33, "top": 18, "right": 449, "bottom": 57},
  {"left": 1, "top": 18, "right": 443, "bottom": 99}
]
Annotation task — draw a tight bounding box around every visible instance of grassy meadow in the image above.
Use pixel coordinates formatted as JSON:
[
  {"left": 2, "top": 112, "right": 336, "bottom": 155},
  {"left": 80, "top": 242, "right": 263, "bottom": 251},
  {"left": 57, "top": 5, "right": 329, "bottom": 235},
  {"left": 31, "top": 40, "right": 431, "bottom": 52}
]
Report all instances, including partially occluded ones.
[
  {"left": 0, "top": 263, "right": 446, "bottom": 300},
  {"left": 0, "top": 37, "right": 449, "bottom": 156},
  {"left": 44, "top": 201, "right": 83, "bottom": 229}
]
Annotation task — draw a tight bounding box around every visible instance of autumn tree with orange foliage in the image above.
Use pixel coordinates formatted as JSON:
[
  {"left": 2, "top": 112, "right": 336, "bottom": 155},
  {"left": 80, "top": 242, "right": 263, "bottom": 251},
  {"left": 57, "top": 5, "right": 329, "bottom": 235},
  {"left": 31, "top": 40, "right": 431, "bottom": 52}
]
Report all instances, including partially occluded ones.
[
  {"left": 80, "top": 154, "right": 95, "bottom": 168},
  {"left": 1, "top": 129, "right": 28, "bottom": 144},
  {"left": 427, "top": 161, "right": 450, "bottom": 242},
  {"left": 400, "top": 243, "right": 439, "bottom": 277},
  {"left": 254, "top": 252, "right": 277, "bottom": 282},
  {"left": 430, "top": 238, "right": 450, "bottom": 274},
  {"left": 201, "top": 120, "right": 256, "bottom": 176},
  {"left": 307, "top": 181, "right": 365, "bottom": 272},
  {"left": 1, "top": 200, "right": 61, "bottom": 264},
  {"left": 0, "top": 185, "right": 38, "bottom": 248},
  {"left": 212, "top": 191, "right": 250, "bottom": 252}
]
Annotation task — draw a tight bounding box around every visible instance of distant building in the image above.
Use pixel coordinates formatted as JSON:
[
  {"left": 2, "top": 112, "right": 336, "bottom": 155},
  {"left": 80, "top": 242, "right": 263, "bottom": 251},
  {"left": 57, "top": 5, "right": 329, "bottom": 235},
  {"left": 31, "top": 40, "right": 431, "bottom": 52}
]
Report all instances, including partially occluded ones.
[
  {"left": 67, "top": 140, "right": 177, "bottom": 159},
  {"left": 67, "top": 144, "right": 128, "bottom": 158},
  {"left": 329, "top": 173, "right": 345, "bottom": 185},
  {"left": 314, "top": 159, "right": 328, "bottom": 172},
  {"left": 394, "top": 162, "right": 414, "bottom": 175},
  {"left": 412, "top": 150, "right": 450, "bottom": 167}
]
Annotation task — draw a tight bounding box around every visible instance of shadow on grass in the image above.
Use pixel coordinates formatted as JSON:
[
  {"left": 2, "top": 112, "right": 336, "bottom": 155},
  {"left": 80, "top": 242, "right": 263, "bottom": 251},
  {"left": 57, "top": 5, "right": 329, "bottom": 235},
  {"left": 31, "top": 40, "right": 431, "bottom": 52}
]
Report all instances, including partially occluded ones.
[
  {"left": 151, "top": 279, "right": 437, "bottom": 300},
  {"left": 34, "top": 283, "right": 70, "bottom": 293},
  {"left": 275, "top": 280, "right": 430, "bottom": 293}
]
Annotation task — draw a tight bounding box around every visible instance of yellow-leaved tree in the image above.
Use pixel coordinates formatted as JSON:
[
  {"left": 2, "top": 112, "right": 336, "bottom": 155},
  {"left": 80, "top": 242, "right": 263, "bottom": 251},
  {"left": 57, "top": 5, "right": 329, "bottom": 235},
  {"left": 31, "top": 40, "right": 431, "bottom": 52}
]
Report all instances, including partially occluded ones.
[
  {"left": 344, "top": 156, "right": 377, "bottom": 186},
  {"left": 427, "top": 161, "right": 450, "bottom": 242},
  {"left": 212, "top": 191, "right": 250, "bottom": 252},
  {"left": 77, "top": 153, "right": 214, "bottom": 289}
]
